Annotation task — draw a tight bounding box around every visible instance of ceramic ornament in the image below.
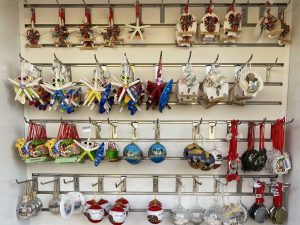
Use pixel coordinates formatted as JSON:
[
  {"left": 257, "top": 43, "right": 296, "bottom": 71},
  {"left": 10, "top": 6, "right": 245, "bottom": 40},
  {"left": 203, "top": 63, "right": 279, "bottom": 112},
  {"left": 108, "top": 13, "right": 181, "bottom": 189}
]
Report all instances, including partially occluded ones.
[
  {"left": 52, "top": 4, "right": 72, "bottom": 47},
  {"left": 125, "top": 0, "right": 151, "bottom": 41},
  {"left": 177, "top": 51, "right": 200, "bottom": 104},
  {"left": 223, "top": 0, "right": 242, "bottom": 43},
  {"left": 79, "top": 3, "right": 98, "bottom": 50},
  {"left": 199, "top": 0, "right": 220, "bottom": 41},
  {"left": 102, "top": 5, "right": 122, "bottom": 47},
  {"left": 112, "top": 54, "right": 144, "bottom": 115},
  {"left": 84, "top": 203, "right": 105, "bottom": 223},
  {"left": 8, "top": 61, "right": 44, "bottom": 105},
  {"left": 108, "top": 203, "right": 127, "bottom": 225},
  {"left": 278, "top": 12, "right": 291, "bottom": 45},
  {"left": 41, "top": 58, "right": 81, "bottom": 114},
  {"left": 147, "top": 199, "right": 164, "bottom": 224},
  {"left": 25, "top": 7, "right": 41, "bottom": 48},
  {"left": 98, "top": 198, "right": 112, "bottom": 215},
  {"left": 176, "top": 0, "right": 197, "bottom": 47}
]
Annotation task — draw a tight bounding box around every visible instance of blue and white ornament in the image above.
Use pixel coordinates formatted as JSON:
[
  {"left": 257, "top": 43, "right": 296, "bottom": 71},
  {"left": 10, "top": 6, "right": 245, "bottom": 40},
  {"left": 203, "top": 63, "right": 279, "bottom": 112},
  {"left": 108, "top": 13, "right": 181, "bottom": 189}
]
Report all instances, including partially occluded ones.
[
  {"left": 123, "top": 143, "right": 143, "bottom": 164},
  {"left": 148, "top": 142, "right": 167, "bottom": 163}
]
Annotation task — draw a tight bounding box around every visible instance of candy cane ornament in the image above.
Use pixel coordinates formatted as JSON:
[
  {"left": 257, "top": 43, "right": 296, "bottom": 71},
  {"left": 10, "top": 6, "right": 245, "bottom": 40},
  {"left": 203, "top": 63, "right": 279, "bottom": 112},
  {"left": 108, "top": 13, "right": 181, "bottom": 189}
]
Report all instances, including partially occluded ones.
[
  {"left": 125, "top": 0, "right": 151, "bottom": 41},
  {"left": 26, "top": 7, "right": 41, "bottom": 48}
]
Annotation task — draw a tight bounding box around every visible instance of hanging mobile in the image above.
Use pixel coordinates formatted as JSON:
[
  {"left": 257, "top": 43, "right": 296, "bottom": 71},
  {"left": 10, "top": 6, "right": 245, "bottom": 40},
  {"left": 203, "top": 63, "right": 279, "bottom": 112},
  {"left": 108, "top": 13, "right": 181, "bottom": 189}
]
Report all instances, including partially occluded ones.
[
  {"left": 25, "top": 1, "right": 41, "bottom": 48},
  {"left": 112, "top": 53, "right": 144, "bottom": 115},
  {"left": 102, "top": 1, "right": 122, "bottom": 47},
  {"left": 223, "top": 0, "right": 242, "bottom": 43},
  {"left": 177, "top": 51, "right": 200, "bottom": 104},
  {"left": 148, "top": 119, "right": 167, "bottom": 164},
  {"left": 176, "top": 0, "right": 197, "bottom": 47},
  {"left": 125, "top": 0, "right": 151, "bottom": 41},
  {"left": 123, "top": 122, "right": 143, "bottom": 164},
  {"left": 52, "top": 0, "right": 72, "bottom": 47},
  {"left": 79, "top": 0, "right": 98, "bottom": 50},
  {"left": 269, "top": 182, "right": 288, "bottom": 224},
  {"left": 199, "top": 0, "right": 220, "bottom": 42}
]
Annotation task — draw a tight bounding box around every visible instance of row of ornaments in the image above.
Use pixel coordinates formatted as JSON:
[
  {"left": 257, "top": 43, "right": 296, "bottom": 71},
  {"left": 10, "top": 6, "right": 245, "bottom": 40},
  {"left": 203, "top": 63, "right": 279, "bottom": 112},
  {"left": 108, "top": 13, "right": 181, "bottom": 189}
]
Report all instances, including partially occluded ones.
[
  {"left": 25, "top": 0, "right": 291, "bottom": 48},
  {"left": 8, "top": 52, "right": 264, "bottom": 115}
]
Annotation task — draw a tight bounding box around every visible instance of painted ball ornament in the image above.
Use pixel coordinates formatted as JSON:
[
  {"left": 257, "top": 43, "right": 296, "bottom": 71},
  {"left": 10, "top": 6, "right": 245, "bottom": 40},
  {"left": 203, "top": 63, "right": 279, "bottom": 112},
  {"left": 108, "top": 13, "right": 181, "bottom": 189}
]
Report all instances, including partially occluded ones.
[
  {"left": 123, "top": 143, "right": 143, "bottom": 164},
  {"left": 115, "top": 198, "right": 130, "bottom": 213},
  {"left": 148, "top": 142, "right": 167, "bottom": 163},
  {"left": 85, "top": 204, "right": 105, "bottom": 223},
  {"left": 147, "top": 199, "right": 164, "bottom": 224},
  {"left": 108, "top": 203, "right": 127, "bottom": 225},
  {"left": 98, "top": 198, "right": 112, "bottom": 215}
]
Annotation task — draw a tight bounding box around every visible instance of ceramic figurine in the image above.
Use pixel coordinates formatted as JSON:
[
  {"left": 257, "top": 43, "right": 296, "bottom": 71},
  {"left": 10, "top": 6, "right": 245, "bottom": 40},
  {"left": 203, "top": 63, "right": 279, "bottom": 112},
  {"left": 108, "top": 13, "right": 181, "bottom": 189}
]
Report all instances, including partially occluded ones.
[{"left": 223, "top": 0, "right": 242, "bottom": 43}]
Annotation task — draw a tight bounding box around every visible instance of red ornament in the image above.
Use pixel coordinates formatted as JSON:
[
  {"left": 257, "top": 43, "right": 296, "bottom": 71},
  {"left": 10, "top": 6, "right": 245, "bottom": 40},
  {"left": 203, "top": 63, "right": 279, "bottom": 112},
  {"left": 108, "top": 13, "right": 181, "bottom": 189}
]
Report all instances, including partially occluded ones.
[
  {"left": 98, "top": 198, "right": 112, "bottom": 216},
  {"left": 85, "top": 204, "right": 105, "bottom": 223},
  {"left": 147, "top": 199, "right": 164, "bottom": 224},
  {"left": 84, "top": 199, "right": 97, "bottom": 212},
  {"left": 115, "top": 198, "right": 129, "bottom": 213},
  {"left": 108, "top": 204, "right": 127, "bottom": 225}
]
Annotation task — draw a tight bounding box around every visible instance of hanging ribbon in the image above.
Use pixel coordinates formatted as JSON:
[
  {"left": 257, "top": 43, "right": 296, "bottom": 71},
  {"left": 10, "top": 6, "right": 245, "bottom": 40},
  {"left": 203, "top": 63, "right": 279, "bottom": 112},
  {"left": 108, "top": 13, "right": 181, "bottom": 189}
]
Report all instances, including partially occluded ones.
[
  {"left": 229, "top": 0, "right": 236, "bottom": 12},
  {"left": 271, "top": 118, "right": 285, "bottom": 154},
  {"left": 259, "top": 122, "right": 265, "bottom": 151},
  {"left": 85, "top": 7, "right": 92, "bottom": 25},
  {"left": 273, "top": 182, "right": 283, "bottom": 207},
  {"left": 226, "top": 120, "right": 239, "bottom": 182},
  {"left": 157, "top": 51, "right": 163, "bottom": 79},
  {"left": 255, "top": 181, "right": 266, "bottom": 205},
  {"left": 109, "top": 6, "right": 114, "bottom": 26},
  {"left": 135, "top": 0, "right": 140, "bottom": 20},
  {"left": 247, "top": 122, "right": 255, "bottom": 150},
  {"left": 184, "top": 0, "right": 189, "bottom": 14},
  {"left": 31, "top": 8, "right": 36, "bottom": 28},
  {"left": 59, "top": 7, "right": 65, "bottom": 25}
]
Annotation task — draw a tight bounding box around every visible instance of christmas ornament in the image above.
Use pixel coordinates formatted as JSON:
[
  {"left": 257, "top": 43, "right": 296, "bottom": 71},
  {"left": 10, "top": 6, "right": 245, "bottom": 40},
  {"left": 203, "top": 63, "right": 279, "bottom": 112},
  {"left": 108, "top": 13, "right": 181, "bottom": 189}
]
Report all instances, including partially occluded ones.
[
  {"left": 8, "top": 60, "right": 44, "bottom": 105},
  {"left": 102, "top": 5, "right": 122, "bottom": 46},
  {"left": 48, "top": 179, "right": 61, "bottom": 214},
  {"left": 123, "top": 142, "right": 143, "bottom": 164},
  {"left": 176, "top": 0, "right": 197, "bottom": 47},
  {"left": 74, "top": 139, "right": 101, "bottom": 163},
  {"left": 226, "top": 120, "right": 240, "bottom": 182},
  {"left": 208, "top": 147, "right": 223, "bottom": 169},
  {"left": 60, "top": 194, "right": 74, "bottom": 219},
  {"left": 108, "top": 203, "right": 127, "bottom": 225},
  {"left": 41, "top": 57, "right": 80, "bottom": 114},
  {"left": 148, "top": 142, "right": 166, "bottom": 164},
  {"left": 52, "top": 2, "right": 72, "bottom": 47},
  {"left": 79, "top": 2, "right": 98, "bottom": 50},
  {"left": 223, "top": 0, "right": 242, "bottom": 43},
  {"left": 177, "top": 51, "right": 200, "bottom": 104},
  {"left": 199, "top": 0, "right": 220, "bottom": 41},
  {"left": 116, "top": 198, "right": 130, "bottom": 213},
  {"left": 252, "top": 121, "right": 268, "bottom": 172},
  {"left": 125, "top": 0, "right": 151, "bottom": 41},
  {"left": 112, "top": 54, "right": 144, "bottom": 115},
  {"left": 85, "top": 203, "right": 105, "bottom": 223},
  {"left": 249, "top": 181, "right": 269, "bottom": 223},
  {"left": 269, "top": 182, "right": 287, "bottom": 224},
  {"left": 241, "top": 122, "right": 259, "bottom": 171},
  {"left": 106, "top": 142, "right": 120, "bottom": 162},
  {"left": 25, "top": 5, "right": 41, "bottom": 48},
  {"left": 278, "top": 11, "right": 291, "bottom": 45},
  {"left": 98, "top": 198, "right": 112, "bottom": 215},
  {"left": 68, "top": 192, "right": 85, "bottom": 214},
  {"left": 147, "top": 199, "right": 164, "bottom": 224},
  {"left": 170, "top": 182, "right": 189, "bottom": 225},
  {"left": 203, "top": 200, "right": 224, "bottom": 225},
  {"left": 16, "top": 182, "right": 34, "bottom": 219},
  {"left": 188, "top": 189, "right": 205, "bottom": 225},
  {"left": 159, "top": 79, "right": 173, "bottom": 113}
]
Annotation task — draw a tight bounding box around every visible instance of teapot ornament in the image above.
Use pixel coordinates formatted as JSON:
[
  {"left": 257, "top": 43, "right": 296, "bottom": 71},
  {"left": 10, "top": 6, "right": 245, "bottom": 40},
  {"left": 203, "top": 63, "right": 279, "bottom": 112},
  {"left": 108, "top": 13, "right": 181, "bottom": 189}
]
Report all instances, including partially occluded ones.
[
  {"left": 112, "top": 54, "right": 144, "bottom": 115},
  {"left": 146, "top": 51, "right": 173, "bottom": 112},
  {"left": 176, "top": 0, "right": 197, "bottom": 47},
  {"left": 199, "top": 0, "right": 220, "bottom": 41},
  {"left": 25, "top": 6, "right": 41, "bottom": 48},
  {"left": 177, "top": 51, "right": 200, "bottom": 104},
  {"left": 223, "top": 0, "right": 242, "bottom": 43},
  {"left": 147, "top": 199, "right": 164, "bottom": 224}
]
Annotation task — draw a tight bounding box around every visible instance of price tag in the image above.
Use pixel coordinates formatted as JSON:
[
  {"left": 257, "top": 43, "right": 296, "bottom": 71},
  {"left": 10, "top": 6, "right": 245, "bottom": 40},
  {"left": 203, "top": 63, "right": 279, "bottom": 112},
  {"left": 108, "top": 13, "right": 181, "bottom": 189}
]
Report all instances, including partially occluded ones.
[{"left": 82, "top": 125, "right": 92, "bottom": 134}]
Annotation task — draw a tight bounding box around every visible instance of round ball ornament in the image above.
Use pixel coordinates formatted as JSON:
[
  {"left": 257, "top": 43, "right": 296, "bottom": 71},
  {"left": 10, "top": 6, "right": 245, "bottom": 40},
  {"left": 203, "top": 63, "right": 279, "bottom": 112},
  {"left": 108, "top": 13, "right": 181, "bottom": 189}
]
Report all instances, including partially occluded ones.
[
  {"left": 48, "top": 193, "right": 61, "bottom": 214},
  {"left": 147, "top": 199, "right": 164, "bottom": 224},
  {"left": 16, "top": 195, "right": 33, "bottom": 219},
  {"left": 203, "top": 203, "right": 224, "bottom": 225},
  {"left": 98, "top": 198, "right": 112, "bottom": 215},
  {"left": 170, "top": 204, "right": 189, "bottom": 225},
  {"left": 148, "top": 142, "right": 167, "bottom": 163},
  {"left": 209, "top": 149, "right": 223, "bottom": 169},
  {"left": 108, "top": 204, "right": 127, "bottom": 225},
  {"left": 115, "top": 198, "right": 129, "bottom": 213},
  {"left": 188, "top": 203, "right": 205, "bottom": 225},
  {"left": 123, "top": 143, "right": 143, "bottom": 164},
  {"left": 183, "top": 143, "right": 211, "bottom": 170},
  {"left": 85, "top": 204, "right": 105, "bottom": 223}
]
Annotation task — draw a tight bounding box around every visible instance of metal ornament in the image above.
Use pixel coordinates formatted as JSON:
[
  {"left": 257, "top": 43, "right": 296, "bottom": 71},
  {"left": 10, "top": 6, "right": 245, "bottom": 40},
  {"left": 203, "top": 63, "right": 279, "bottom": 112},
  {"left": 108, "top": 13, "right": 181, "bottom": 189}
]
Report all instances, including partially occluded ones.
[
  {"left": 48, "top": 179, "right": 61, "bottom": 214},
  {"left": 176, "top": 0, "right": 197, "bottom": 47},
  {"left": 16, "top": 182, "right": 33, "bottom": 219},
  {"left": 223, "top": 0, "right": 242, "bottom": 43},
  {"left": 125, "top": 0, "right": 151, "bottom": 41}
]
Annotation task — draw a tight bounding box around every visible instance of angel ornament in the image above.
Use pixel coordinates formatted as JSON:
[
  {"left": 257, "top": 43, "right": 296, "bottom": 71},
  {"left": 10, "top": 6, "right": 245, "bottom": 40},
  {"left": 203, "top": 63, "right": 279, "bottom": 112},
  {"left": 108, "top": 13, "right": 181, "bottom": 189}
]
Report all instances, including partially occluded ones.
[
  {"left": 112, "top": 54, "right": 144, "bottom": 115},
  {"left": 177, "top": 51, "right": 200, "bottom": 104},
  {"left": 8, "top": 59, "right": 44, "bottom": 105},
  {"left": 41, "top": 57, "right": 81, "bottom": 114},
  {"left": 199, "top": 0, "right": 220, "bottom": 42},
  {"left": 81, "top": 55, "right": 114, "bottom": 114},
  {"left": 176, "top": 0, "right": 197, "bottom": 47},
  {"left": 125, "top": 0, "right": 151, "bottom": 41},
  {"left": 102, "top": 5, "right": 122, "bottom": 47},
  {"left": 223, "top": 0, "right": 242, "bottom": 43},
  {"left": 200, "top": 64, "right": 229, "bottom": 108},
  {"left": 52, "top": 2, "right": 72, "bottom": 47},
  {"left": 25, "top": 6, "right": 41, "bottom": 48}
]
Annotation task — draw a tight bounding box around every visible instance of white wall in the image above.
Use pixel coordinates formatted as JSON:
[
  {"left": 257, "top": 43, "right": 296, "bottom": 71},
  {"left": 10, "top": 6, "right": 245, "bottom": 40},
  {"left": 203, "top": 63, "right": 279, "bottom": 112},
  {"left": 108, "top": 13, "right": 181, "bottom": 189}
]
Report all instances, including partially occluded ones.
[{"left": 0, "top": 1, "right": 28, "bottom": 225}]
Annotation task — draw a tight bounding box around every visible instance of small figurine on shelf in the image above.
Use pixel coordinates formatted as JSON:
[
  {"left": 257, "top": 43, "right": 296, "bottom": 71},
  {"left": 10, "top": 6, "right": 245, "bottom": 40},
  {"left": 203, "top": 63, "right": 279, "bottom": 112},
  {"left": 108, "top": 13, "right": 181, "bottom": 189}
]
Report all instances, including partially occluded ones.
[
  {"left": 79, "top": 0, "right": 98, "bottom": 50},
  {"left": 278, "top": 11, "right": 291, "bottom": 45},
  {"left": 125, "top": 0, "right": 151, "bottom": 41},
  {"left": 81, "top": 54, "right": 114, "bottom": 114},
  {"left": 111, "top": 54, "right": 144, "bottom": 115},
  {"left": 176, "top": 0, "right": 197, "bottom": 47},
  {"left": 102, "top": 2, "right": 122, "bottom": 47},
  {"left": 41, "top": 54, "right": 81, "bottom": 114},
  {"left": 25, "top": 3, "right": 41, "bottom": 48},
  {"left": 8, "top": 55, "right": 47, "bottom": 108},
  {"left": 146, "top": 51, "right": 173, "bottom": 112},
  {"left": 223, "top": 0, "right": 242, "bottom": 43},
  {"left": 52, "top": 0, "right": 72, "bottom": 47},
  {"left": 177, "top": 51, "right": 200, "bottom": 104},
  {"left": 199, "top": 0, "right": 220, "bottom": 42}
]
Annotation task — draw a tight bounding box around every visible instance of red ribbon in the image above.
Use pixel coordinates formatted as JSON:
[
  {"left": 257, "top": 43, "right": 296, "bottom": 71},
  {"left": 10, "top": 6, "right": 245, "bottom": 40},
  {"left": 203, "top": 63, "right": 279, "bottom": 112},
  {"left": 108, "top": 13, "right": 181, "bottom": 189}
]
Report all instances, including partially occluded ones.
[
  {"left": 85, "top": 7, "right": 92, "bottom": 24},
  {"left": 135, "top": 0, "right": 140, "bottom": 19},
  {"left": 259, "top": 122, "right": 265, "bottom": 150},
  {"left": 184, "top": 4, "right": 189, "bottom": 14},
  {"left": 207, "top": 5, "right": 213, "bottom": 14},
  {"left": 31, "top": 8, "right": 36, "bottom": 25},
  {"left": 247, "top": 122, "right": 255, "bottom": 150},
  {"left": 271, "top": 118, "right": 285, "bottom": 154},
  {"left": 109, "top": 6, "right": 114, "bottom": 26},
  {"left": 56, "top": 123, "right": 79, "bottom": 140},
  {"left": 273, "top": 182, "right": 283, "bottom": 207},
  {"left": 27, "top": 123, "right": 47, "bottom": 140},
  {"left": 59, "top": 7, "right": 66, "bottom": 25},
  {"left": 255, "top": 181, "right": 266, "bottom": 204},
  {"left": 229, "top": 0, "right": 236, "bottom": 12},
  {"left": 157, "top": 53, "right": 162, "bottom": 79},
  {"left": 228, "top": 120, "right": 239, "bottom": 160}
]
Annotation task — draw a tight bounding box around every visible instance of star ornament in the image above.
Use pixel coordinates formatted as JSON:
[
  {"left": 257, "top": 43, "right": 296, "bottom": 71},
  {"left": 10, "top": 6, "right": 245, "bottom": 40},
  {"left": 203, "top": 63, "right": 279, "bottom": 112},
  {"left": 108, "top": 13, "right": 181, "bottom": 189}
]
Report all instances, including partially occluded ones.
[
  {"left": 125, "top": 0, "right": 151, "bottom": 41},
  {"left": 74, "top": 139, "right": 100, "bottom": 162}
]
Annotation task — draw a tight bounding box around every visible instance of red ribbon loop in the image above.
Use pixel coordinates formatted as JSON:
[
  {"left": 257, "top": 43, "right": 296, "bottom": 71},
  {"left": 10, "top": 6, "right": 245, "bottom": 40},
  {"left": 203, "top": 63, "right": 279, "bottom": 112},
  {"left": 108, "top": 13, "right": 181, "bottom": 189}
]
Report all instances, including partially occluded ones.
[
  {"left": 259, "top": 122, "right": 265, "bottom": 150},
  {"left": 273, "top": 182, "right": 283, "bottom": 207},
  {"left": 255, "top": 181, "right": 265, "bottom": 204},
  {"left": 31, "top": 8, "right": 36, "bottom": 25},
  {"left": 85, "top": 7, "right": 92, "bottom": 24},
  {"left": 135, "top": 0, "right": 140, "bottom": 19},
  {"left": 109, "top": 7, "right": 114, "bottom": 26},
  {"left": 59, "top": 7, "right": 66, "bottom": 25}
]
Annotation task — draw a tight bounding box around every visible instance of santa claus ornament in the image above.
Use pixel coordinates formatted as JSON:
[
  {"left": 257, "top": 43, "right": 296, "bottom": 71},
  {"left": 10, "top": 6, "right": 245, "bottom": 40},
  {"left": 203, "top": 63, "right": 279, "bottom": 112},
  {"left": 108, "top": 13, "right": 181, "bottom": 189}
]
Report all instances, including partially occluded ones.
[
  {"left": 176, "top": 0, "right": 197, "bottom": 47},
  {"left": 25, "top": 5, "right": 41, "bottom": 48},
  {"left": 199, "top": 0, "right": 220, "bottom": 42},
  {"left": 147, "top": 199, "right": 164, "bottom": 224},
  {"left": 108, "top": 203, "right": 127, "bottom": 225},
  {"left": 223, "top": 0, "right": 242, "bottom": 43}
]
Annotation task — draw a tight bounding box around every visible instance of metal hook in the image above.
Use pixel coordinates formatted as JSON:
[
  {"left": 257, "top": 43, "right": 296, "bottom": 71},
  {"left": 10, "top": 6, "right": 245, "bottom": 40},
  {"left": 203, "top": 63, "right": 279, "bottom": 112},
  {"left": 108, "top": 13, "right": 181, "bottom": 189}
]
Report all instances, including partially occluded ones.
[
  {"left": 56, "top": 0, "right": 60, "bottom": 6},
  {"left": 236, "top": 54, "right": 253, "bottom": 75},
  {"left": 193, "top": 178, "right": 203, "bottom": 186},
  {"left": 176, "top": 176, "right": 184, "bottom": 193},
  {"left": 213, "top": 54, "right": 220, "bottom": 64},
  {"left": 40, "top": 179, "right": 55, "bottom": 185},
  {"left": 63, "top": 178, "right": 74, "bottom": 184},
  {"left": 266, "top": 58, "right": 279, "bottom": 71},
  {"left": 24, "top": 117, "right": 30, "bottom": 124},
  {"left": 16, "top": 178, "right": 36, "bottom": 184},
  {"left": 115, "top": 176, "right": 127, "bottom": 192},
  {"left": 107, "top": 0, "right": 111, "bottom": 6},
  {"left": 187, "top": 51, "right": 192, "bottom": 64},
  {"left": 82, "top": 0, "right": 86, "bottom": 7},
  {"left": 154, "top": 118, "right": 160, "bottom": 141},
  {"left": 285, "top": 118, "right": 294, "bottom": 125}
]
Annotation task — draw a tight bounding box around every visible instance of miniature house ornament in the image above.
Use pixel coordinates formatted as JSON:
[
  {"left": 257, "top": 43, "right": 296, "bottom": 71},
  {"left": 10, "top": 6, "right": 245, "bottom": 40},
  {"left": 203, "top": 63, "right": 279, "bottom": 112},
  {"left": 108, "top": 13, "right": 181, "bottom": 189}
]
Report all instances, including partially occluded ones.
[
  {"left": 176, "top": 0, "right": 197, "bottom": 47},
  {"left": 223, "top": 0, "right": 242, "bottom": 43}
]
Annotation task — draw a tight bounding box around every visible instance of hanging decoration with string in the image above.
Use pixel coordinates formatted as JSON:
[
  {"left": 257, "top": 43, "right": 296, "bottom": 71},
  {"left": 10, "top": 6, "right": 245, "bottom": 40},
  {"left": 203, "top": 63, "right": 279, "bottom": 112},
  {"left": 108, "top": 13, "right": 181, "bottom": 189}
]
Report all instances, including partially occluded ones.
[
  {"left": 223, "top": 0, "right": 242, "bottom": 43},
  {"left": 25, "top": 1, "right": 41, "bottom": 48}
]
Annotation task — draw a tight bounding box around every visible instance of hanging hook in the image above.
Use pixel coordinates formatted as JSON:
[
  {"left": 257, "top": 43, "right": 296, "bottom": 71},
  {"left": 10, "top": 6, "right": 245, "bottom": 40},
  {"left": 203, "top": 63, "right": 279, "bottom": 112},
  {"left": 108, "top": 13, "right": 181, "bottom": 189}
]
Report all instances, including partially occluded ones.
[
  {"left": 154, "top": 118, "right": 160, "bottom": 142},
  {"left": 24, "top": 117, "right": 30, "bottom": 124},
  {"left": 16, "top": 178, "right": 36, "bottom": 184},
  {"left": 107, "top": 0, "right": 111, "bottom": 6},
  {"left": 82, "top": 0, "right": 87, "bottom": 7},
  {"left": 266, "top": 57, "right": 279, "bottom": 71},
  {"left": 284, "top": 118, "right": 294, "bottom": 125},
  {"left": 213, "top": 54, "right": 220, "bottom": 64},
  {"left": 236, "top": 54, "right": 253, "bottom": 75},
  {"left": 40, "top": 179, "right": 55, "bottom": 185},
  {"left": 63, "top": 178, "right": 74, "bottom": 184},
  {"left": 56, "top": 0, "right": 60, "bottom": 6},
  {"left": 187, "top": 51, "right": 192, "bottom": 64}
]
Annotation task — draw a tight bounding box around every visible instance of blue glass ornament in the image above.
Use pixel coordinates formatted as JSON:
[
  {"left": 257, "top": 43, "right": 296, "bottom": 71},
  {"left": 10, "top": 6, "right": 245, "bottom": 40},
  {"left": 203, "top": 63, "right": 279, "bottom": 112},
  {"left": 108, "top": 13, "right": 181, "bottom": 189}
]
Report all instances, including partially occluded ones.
[
  {"left": 123, "top": 143, "right": 143, "bottom": 164},
  {"left": 159, "top": 79, "right": 173, "bottom": 113},
  {"left": 94, "top": 143, "right": 105, "bottom": 167},
  {"left": 148, "top": 142, "right": 167, "bottom": 163},
  {"left": 99, "top": 84, "right": 112, "bottom": 114}
]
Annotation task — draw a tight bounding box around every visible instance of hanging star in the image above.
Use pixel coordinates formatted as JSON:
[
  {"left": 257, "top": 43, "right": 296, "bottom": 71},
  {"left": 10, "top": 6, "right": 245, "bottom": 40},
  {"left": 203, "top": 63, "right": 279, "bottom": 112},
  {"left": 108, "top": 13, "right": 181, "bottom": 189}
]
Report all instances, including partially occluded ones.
[{"left": 74, "top": 139, "right": 100, "bottom": 162}]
